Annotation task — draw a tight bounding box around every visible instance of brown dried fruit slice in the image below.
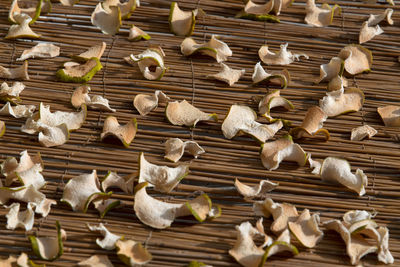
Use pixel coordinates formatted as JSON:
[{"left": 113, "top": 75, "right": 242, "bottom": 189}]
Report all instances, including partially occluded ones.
[
  {"left": 377, "top": 105, "right": 400, "bottom": 126},
  {"left": 101, "top": 116, "right": 137, "bottom": 148},
  {"left": 290, "top": 106, "right": 329, "bottom": 140},
  {"left": 351, "top": 125, "right": 377, "bottom": 141}
]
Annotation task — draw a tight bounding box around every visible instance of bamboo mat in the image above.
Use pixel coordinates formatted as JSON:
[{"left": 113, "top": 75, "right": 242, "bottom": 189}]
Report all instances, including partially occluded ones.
[{"left": 0, "top": 0, "right": 400, "bottom": 266}]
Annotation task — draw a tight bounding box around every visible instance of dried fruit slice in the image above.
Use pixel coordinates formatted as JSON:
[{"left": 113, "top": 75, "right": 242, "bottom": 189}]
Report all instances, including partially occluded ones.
[
  {"left": 305, "top": 0, "right": 340, "bottom": 27},
  {"left": 0, "top": 102, "right": 36, "bottom": 118},
  {"left": 164, "top": 138, "right": 205, "bottom": 163},
  {"left": 177, "top": 194, "right": 216, "bottom": 222},
  {"left": 377, "top": 105, "right": 400, "bottom": 126},
  {"left": 315, "top": 57, "right": 344, "bottom": 84},
  {"left": 351, "top": 125, "right": 377, "bottom": 141},
  {"left": 102, "top": 171, "right": 135, "bottom": 194},
  {"left": 5, "top": 202, "right": 35, "bottom": 231},
  {"left": 166, "top": 100, "right": 218, "bottom": 127},
  {"left": 116, "top": 239, "right": 152, "bottom": 266},
  {"left": 138, "top": 152, "right": 189, "bottom": 192},
  {"left": 0, "top": 82, "right": 25, "bottom": 103},
  {"left": 290, "top": 106, "right": 329, "bottom": 140},
  {"left": 102, "top": 0, "right": 137, "bottom": 19},
  {"left": 319, "top": 87, "right": 364, "bottom": 117},
  {"left": 9, "top": 0, "right": 43, "bottom": 24},
  {"left": 71, "top": 85, "right": 115, "bottom": 112},
  {"left": 252, "top": 62, "right": 288, "bottom": 89},
  {"left": 133, "top": 90, "right": 169, "bottom": 116},
  {"left": 209, "top": 63, "right": 245, "bottom": 86},
  {"left": 308, "top": 154, "right": 321, "bottom": 174},
  {"left": 258, "top": 90, "right": 293, "bottom": 121},
  {"left": 17, "top": 43, "right": 60, "bottom": 61},
  {"left": 260, "top": 135, "right": 308, "bottom": 171},
  {"left": 91, "top": 3, "right": 121, "bottom": 35},
  {"left": 259, "top": 43, "right": 308, "bottom": 65},
  {"left": 93, "top": 198, "right": 122, "bottom": 218},
  {"left": 78, "top": 255, "right": 113, "bottom": 267},
  {"left": 359, "top": 9, "right": 393, "bottom": 44},
  {"left": 260, "top": 229, "right": 298, "bottom": 261},
  {"left": 5, "top": 13, "right": 40, "bottom": 39},
  {"left": 16, "top": 252, "right": 44, "bottom": 267},
  {"left": 128, "top": 25, "right": 151, "bottom": 41},
  {"left": 130, "top": 47, "right": 166, "bottom": 80},
  {"left": 38, "top": 123, "right": 70, "bottom": 147},
  {"left": 73, "top": 42, "right": 107, "bottom": 62},
  {"left": 222, "top": 105, "right": 283, "bottom": 142},
  {"left": 101, "top": 116, "right": 137, "bottom": 148},
  {"left": 338, "top": 44, "right": 372, "bottom": 75},
  {"left": 234, "top": 178, "right": 278, "bottom": 199},
  {"left": 0, "top": 61, "right": 29, "bottom": 80},
  {"left": 34, "top": 198, "right": 56, "bottom": 217},
  {"left": 367, "top": 8, "right": 393, "bottom": 26},
  {"left": 180, "top": 35, "right": 232, "bottom": 63},
  {"left": 56, "top": 57, "right": 103, "bottom": 83},
  {"left": 169, "top": 2, "right": 198, "bottom": 36},
  {"left": 320, "top": 157, "right": 368, "bottom": 196},
  {"left": 288, "top": 209, "right": 323, "bottom": 248},
  {"left": 236, "top": 0, "right": 279, "bottom": 22},
  {"left": 0, "top": 185, "right": 44, "bottom": 207},
  {"left": 87, "top": 223, "right": 122, "bottom": 250}
]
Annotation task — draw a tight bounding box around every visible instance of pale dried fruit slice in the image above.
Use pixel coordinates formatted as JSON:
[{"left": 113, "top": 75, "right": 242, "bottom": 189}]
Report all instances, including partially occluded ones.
[
  {"left": 327, "top": 75, "right": 348, "bottom": 92},
  {"left": 61, "top": 170, "right": 112, "bottom": 212},
  {"left": 338, "top": 44, "right": 372, "bottom": 75},
  {"left": 319, "top": 87, "right": 364, "bottom": 117},
  {"left": 180, "top": 35, "right": 232, "bottom": 63},
  {"left": 87, "top": 223, "right": 122, "bottom": 250},
  {"left": 73, "top": 42, "right": 107, "bottom": 62},
  {"left": 351, "top": 125, "right": 377, "bottom": 141},
  {"left": 177, "top": 193, "right": 215, "bottom": 222},
  {"left": 305, "top": 0, "right": 340, "bottom": 27},
  {"left": 222, "top": 105, "right": 283, "bottom": 142},
  {"left": 377, "top": 105, "right": 400, "bottom": 126},
  {"left": 128, "top": 25, "right": 151, "bottom": 41},
  {"left": 272, "top": 0, "right": 293, "bottom": 15},
  {"left": 0, "top": 82, "right": 25, "bottom": 103},
  {"left": 37, "top": 123, "right": 70, "bottom": 147},
  {"left": 234, "top": 178, "right": 278, "bottom": 199},
  {"left": 100, "top": 116, "right": 137, "bottom": 148},
  {"left": 71, "top": 85, "right": 115, "bottom": 112},
  {"left": 169, "top": 2, "right": 198, "bottom": 36},
  {"left": 166, "top": 100, "right": 218, "bottom": 127},
  {"left": 376, "top": 226, "right": 394, "bottom": 264},
  {"left": 164, "top": 138, "right": 205, "bottom": 163},
  {"left": 359, "top": 22, "right": 383, "bottom": 44},
  {"left": 316, "top": 57, "right": 344, "bottom": 84},
  {"left": 0, "top": 61, "right": 29, "bottom": 80},
  {"left": 320, "top": 157, "right": 368, "bottom": 196},
  {"left": 34, "top": 198, "right": 56, "bottom": 217},
  {"left": 236, "top": 0, "right": 280, "bottom": 22},
  {"left": 367, "top": 8, "right": 393, "bottom": 26},
  {"left": 343, "top": 210, "right": 374, "bottom": 226},
  {"left": 102, "top": 0, "right": 137, "bottom": 19},
  {"left": 0, "top": 102, "right": 36, "bottom": 118},
  {"left": 258, "top": 90, "right": 294, "bottom": 121},
  {"left": 252, "top": 62, "right": 288, "bottom": 89},
  {"left": 259, "top": 43, "right": 308, "bottom": 65},
  {"left": 6, "top": 13, "right": 40, "bottom": 39},
  {"left": 290, "top": 106, "right": 329, "bottom": 140},
  {"left": 5, "top": 202, "right": 35, "bottom": 231},
  {"left": 133, "top": 90, "right": 169, "bottom": 116},
  {"left": 9, "top": 0, "right": 43, "bottom": 24},
  {"left": 116, "top": 239, "right": 152, "bottom": 266},
  {"left": 29, "top": 221, "right": 66, "bottom": 261},
  {"left": 93, "top": 198, "right": 122, "bottom": 218},
  {"left": 209, "top": 63, "right": 245, "bottom": 86},
  {"left": 56, "top": 58, "right": 103, "bottom": 83},
  {"left": 102, "top": 171, "right": 135, "bottom": 194},
  {"left": 261, "top": 229, "right": 298, "bottom": 261},
  {"left": 138, "top": 152, "right": 189, "bottom": 192},
  {"left": 130, "top": 47, "right": 166, "bottom": 80},
  {"left": 91, "top": 3, "right": 121, "bottom": 35},
  {"left": 0, "top": 185, "right": 45, "bottom": 206},
  {"left": 78, "top": 255, "right": 113, "bottom": 267},
  {"left": 288, "top": 209, "right": 323, "bottom": 248},
  {"left": 260, "top": 135, "right": 308, "bottom": 171},
  {"left": 17, "top": 43, "right": 60, "bottom": 61},
  {"left": 308, "top": 154, "right": 321, "bottom": 174}
]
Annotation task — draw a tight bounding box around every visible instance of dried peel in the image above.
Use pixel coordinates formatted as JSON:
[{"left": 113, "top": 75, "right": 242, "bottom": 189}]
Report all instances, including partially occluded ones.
[
  {"left": 351, "top": 125, "right": 377, "bottom": 141},
  {"left": 130, "top": 47, "right": 166, "bottom": 80},
  {"left": 234, "top": 178, "right": 278, "bottom": 199},
  {"left": 290, "top": 106, "right": 329, "bottom": 140},
  {"left": 71, "top": 85, "right": 115, "bottom": 112},
  {"left": 319, "top": 87, "right": 364, "bottom": 117},
  {"left": 316, "top": 57, "right": 344, "bottom": 84},
  {"left": 9, "top": 0, "right": 43, "bottom": 24},
  {"left": 103, "top": 0, "right": 137, "bottom": 19},
  {"left": 259, "top": 43, "right": 308, "bottom": 65},
  {"left": 359, "top": 9, "right": 393, "bottom": 44},
  {"left": 180, "top": 35, "right": 232, "bottom": 63},
  {"left": 164, "top": 138, "right": 205, "bottom": 163},
  {"left": 73, "top": 42, "right": 107, "bottom": 62},
  {"left": 101, "top": 116, "right": 137, "bottom": 148},
  {"left": 209, "top": 63, "right": 245, "bottom": 86},
  {"left": 0, "top": 60, "right": 29, "bottom": 80},
  {"left": 133, "top": 90, "right": 169, "bottom": 116},
  {"left": 166, "top": 100, "right": 218, "bottom": 127}
]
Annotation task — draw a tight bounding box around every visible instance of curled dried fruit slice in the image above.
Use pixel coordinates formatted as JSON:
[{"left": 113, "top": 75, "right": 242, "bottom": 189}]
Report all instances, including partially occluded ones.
[
  {"left": 133, "top": 90, "right": 169, "bottom": 116},
  {"left": 56, "top": 58, "right": 103, "bottom": 83},
  {"left": 5, "top": 14, "right": 40, "bottom": 39},
  {"left": 0, "top": 185, "right": 44, "bottom": 207},
  {"left": 259, "top": 43, "right": 308, "bottom": 65},
  {"left": 71, "top": 85, "right": 115, "bottom": 112},
  {"left": 308, "top": 154, "right": 321, "bottom": 174},
  {"left": 102, "top": 171, "right": 135, "bottom": 194},
  {"left": 9, "top": 0, "right": 43, "bottom": 24},
  {"left": 93, "top": 198, "right": 122, "bottom": 218},
  {"left": 338, "top": 44, "right": 372, "bottom": 75},
  {"left": 16, "top": 252, "right": 44, "bottom": 267},
  {"left": 327, "top": 75, "right": 348, "bottom": 92},
  {"left": 38, "top": 123, "right": 70, "bottom": 147},
  {"left": 288, "top": 209, "right": 323, "bottom": 248},
  {"left": 0, "top": 82, "right": 25, "bottom": 103},
  {"left": 103, "top": 0, "right": 137, "bottom": 19},
  {"left": 368, "top": 8, "right": 393, "bottom": 26},
  {"left": 359, "top": 22, "right": 383, "bottom": 44},
  {"left": 78, "top": 255, "right": 113, "bottom": 267},
  {"left": 130, "top": 47, "right": 166, "bottom": 80},
  {"left": 73, "top": 42, "right": 107, "bottom": 62},
  {"left": 5, "top": 202, "right": 35, "bottom": 231},
  {"left": 0, "top": 61, "right": 29, "bottom": 80},
  {"left": 258, "top": 90, "right": 293, "bottom": 121},
  {"left": 319, "top": 87, "right": 364, "bottom": 117},
  {"left": 180, "top": 35, "right": 232, "bottom": 63},
  {"left": 128, "top": 25, "right": 151, "bottom": 41},
  {"left": 209, "top": 63, "right": 245, "bottom": 86},
  {"left": 320, "top": 157, "right": 368, "bottom": 196},
  {"left": 260, "top": 135, "right": 308, "bottom": 171},
  {"left": 236, "top": 0, "right": 279, "bottom": 22},
  {"left": 316, "top": 57, "right": 344, "bottom": 84},
  {"left": 305, "top": 0, "right": 340, "bottom": 27},
  {"left": 290, "top": 106, "right": 329, "bottom": 140},
  {"left": 0, "top": 102, "right": 36, "bottom": 118},
  {"left": 29, "top": 221, "right": 66, "bottom": 261},
  {"left": 17, "top": 43, "right": 60, "bottom": 61},
  {"left": 261, "top": 229, "right": 298, "bottom": 261},
  {"left": 177, "top": 193, "right": 216, "bottom": 222},
  {"left": 252, "top": 62, "right": 288, "bottom": 89},
  {"left": 61, "top": 170, "right": 112, "bottom": 212},
  {"left": 222, "top": 105, "right": 283, "bottom": 143},
  {"left": 87, "top": 223, "right": 122, "bottom": 250},
  {"left": 343, "top": 210, "right": 374, "bottom": 226},
  {"left": 116, "top": 239, "right": 152, "bottom": 266},
  {"left": 377, "top": 105, "right": 400, "bottom": 126},
  {"left": 351, "top": 125, "right": 377, "bottom": 141},
  {"left": 101, "top": 116, "right": 137, "bottom": 148},
  {"left": 91, "top": 3, "right": 121, "bottom": 35},
  {"left": 138, "top": 152, "right": 189, "bottom": 192},
  {"left": 166, "top": 100, "right": 218, "bottom": 127},
  {"left": 169, "top": 2, "right": 198, "bottom": 36},
  {"left": 164, "top": 138, "right": 205, "bottom": 163},
  {"left": 234, "top": 178, "right": 278, "bottom": 199}
]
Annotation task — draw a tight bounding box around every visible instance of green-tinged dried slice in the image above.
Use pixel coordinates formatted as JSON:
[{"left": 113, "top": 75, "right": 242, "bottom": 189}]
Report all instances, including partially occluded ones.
[
  {"left": 377, "top": 105, "right": 400, "bottom": 126},
  {"left": 78, "top": 255, "right": 113, "bottom": 267},
  {"left": 29, "top": 221, "right": 66, "bottom": 261},
  {"left": 5, "top": 202, "right": 35, "bottom": 231},
  {"left": 359, "top": 21, "right": 383, "bottom": 44},
  {"left": 91, "top": 3, "right": 121, "bottom": 35},
  {"left": 100, "top": 116, "right": 137, "bottom": 147},
  {"left": 128, "top": 25, "right": 151, "bottom": 41},
  {"left": 0, "top": 60, "right": 29, "bottom": 80},
  {"left": 71, "top": 85, "right": 115, "bottom": 112},
  {"left": 319, "top": 87, "right": 364, "bottom": 117},
  {"left": 288, "top": 209, "right": 323, "bottom": 248},
  {"left": 252, "top": 62, "right": 288, "bottom": 89},
  {"left": 351, "top": 125, "right": 377, "bottom": 141},
  {"left": 138, "top": 152, "right": 189, "bottom": 192},
  {"left": 208, "top": 63, "right": 245, "bottom": 86},
  {"left": 259, "top": 43, "right": 308, "bottom": 65},
  {"left": 338, "top": 44, "right": 372, "bottom": 75},
  {"left": 103, "top": 0, "right": 137, "bottom": 19},
  {"left": 166, "top": 100, "right": 218, "bottom": 127},
  {"left": 93, "top": 198, "right": 122, "bottom": 218},
  {"left": 222, "top": 105, "right": 283, "bottom": 142},
  {"left": 235, "top": 178, "right": 278, "bottom": 199},
  {"left": 73, "top": 42, "right": 107, "bottom": 62},
  {"left": 260, "top": 135, "right": 307, "bottom": 170},
  {"left": 9, "top": 0, "right": 43, "bottom": 24},
  {"left": 315, "top": 57, "right": 344, "bottom": 84},
  {"left": 61, "top": 170, "right": 111, "bottom": 212},
  {"left": 320, "top": 157, "right": 368, "bottom": 196},
  {"left": 236, "top": 0, "right": 280, "bottom": 22},
  {"left": 305, "top": 0, "right": 340, "bottom": 27},
  {"left": 102, "top": 171, "right": 135, "bottom": 194},
  {"left": 261, "top": 229, "right": 298, "bottom": 261},
  {"left": 177, "top": 194, "right": 214, "bottom": 222},
  {"left": 180, "top": 35, "right": 232, "bottom": 63},
  {"left": 60, "top": 0, "right": 79, "bottom": 6},
  {"left": 56, "top": 57, "right": 103, "bottom": 83},
  {"left": 130, "top": 47, "right": 166, "bottom": 80},
  {"left": 133, "top": 90, "right": 169, "bottom": 116},
  {"left": 17, "top": 43, "right": 60, "bottom": 61},
  {"left": 16, "top": 252, "right": 44, "bottom": 267},
  {"left": 169, "top": 2, "right": 198, "bottom": 36},
  {"left": 0, "top": 102, "right": 35, "bottom": 118},
  {"left": 116, "top": 239, "right": 152, "bottom": 266},
  {"left": 258, "top": 90, "right": 293, "bottom": 121},
  {"left": 5, "top": 13, "right": 40, "bottom": 40},
  {"left": 164, "top": 138, "right": 205, "bottom": 163},
  {"left": 290, "top": 106, "right": 329, "bottom": 140},
  {"left": 0, "top": 82, "right": 25, "bottom": 103},
  {"left": 87, "top": 223, "right": 122, "bottom": 250}
]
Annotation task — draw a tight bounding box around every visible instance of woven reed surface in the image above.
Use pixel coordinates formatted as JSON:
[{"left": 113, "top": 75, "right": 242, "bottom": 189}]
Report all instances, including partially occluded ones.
[{"left": 0, "top": 0, "right": 400, "bottom": 266}]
